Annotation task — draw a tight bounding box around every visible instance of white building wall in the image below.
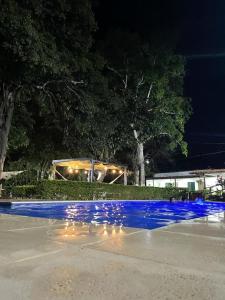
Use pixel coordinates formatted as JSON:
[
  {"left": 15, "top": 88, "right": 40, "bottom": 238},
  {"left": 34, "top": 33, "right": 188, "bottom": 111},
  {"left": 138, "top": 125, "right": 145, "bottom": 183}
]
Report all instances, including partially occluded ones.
[
  {"left": 205, "top": 177, "right": 217, "bottom": 188},
  {"left": 176, "top": 178, "right": 200, "bottom": 189},
  {"left": 205, "top": 177, "right": 222, "bottom": 192},
  {"left": 146, "top": 178, "right": 175, "bottom": 188},
  {"left": 146, "top": 176, "right": 221, "bottom": 191}
]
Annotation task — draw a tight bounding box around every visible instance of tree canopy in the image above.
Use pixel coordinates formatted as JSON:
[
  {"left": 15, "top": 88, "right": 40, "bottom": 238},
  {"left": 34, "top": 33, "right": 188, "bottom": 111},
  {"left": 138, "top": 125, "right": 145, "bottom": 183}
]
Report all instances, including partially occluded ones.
[
  {"left": 0, "top": 0, "right": 191, "bottom": 187},
  {"left": 0, "top": 0, "right": 96, "bottom": 182},
  {"left": 99, "top": 30, "right": 191, "bottom": 184}
]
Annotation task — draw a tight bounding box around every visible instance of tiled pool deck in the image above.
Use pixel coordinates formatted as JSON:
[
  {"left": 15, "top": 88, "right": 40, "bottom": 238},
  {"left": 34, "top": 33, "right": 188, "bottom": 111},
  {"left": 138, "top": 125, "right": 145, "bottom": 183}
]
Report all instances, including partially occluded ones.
[{"left": 0, "top": 211, "right": 225, "bottom": 299}]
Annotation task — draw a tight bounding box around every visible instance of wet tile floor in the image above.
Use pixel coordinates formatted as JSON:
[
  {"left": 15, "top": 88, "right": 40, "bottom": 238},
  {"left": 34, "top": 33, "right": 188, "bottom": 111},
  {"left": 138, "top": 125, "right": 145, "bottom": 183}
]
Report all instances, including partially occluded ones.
[{"left": 0, "top": 211, "right": 225, "bottom": 299}]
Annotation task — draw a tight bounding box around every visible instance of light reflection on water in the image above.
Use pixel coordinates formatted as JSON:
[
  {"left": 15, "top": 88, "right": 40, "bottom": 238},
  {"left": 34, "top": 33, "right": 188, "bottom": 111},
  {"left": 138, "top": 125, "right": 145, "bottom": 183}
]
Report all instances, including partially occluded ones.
[
  {"left": 0, "top": 201, "right": 225, "bottom": 230},
  {"left": 56, "top": 220, "right": 125, "bottom": 240}
]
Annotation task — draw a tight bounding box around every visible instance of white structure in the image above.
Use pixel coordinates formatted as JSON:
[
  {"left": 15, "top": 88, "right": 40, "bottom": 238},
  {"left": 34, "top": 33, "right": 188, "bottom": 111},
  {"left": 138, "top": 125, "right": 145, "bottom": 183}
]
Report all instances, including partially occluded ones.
[
  {"left": 2, "top": 171, "right": 24, "bottom": 180},
  {"left": 146, "top": 169, "right": 225, "bottom": 192}
]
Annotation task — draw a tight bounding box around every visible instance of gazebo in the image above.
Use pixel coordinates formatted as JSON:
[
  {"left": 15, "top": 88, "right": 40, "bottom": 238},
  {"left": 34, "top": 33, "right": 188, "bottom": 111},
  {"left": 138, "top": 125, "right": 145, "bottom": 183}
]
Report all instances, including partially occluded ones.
[{"left": 50, "top": 158, "right": 128, "bottom": 185}]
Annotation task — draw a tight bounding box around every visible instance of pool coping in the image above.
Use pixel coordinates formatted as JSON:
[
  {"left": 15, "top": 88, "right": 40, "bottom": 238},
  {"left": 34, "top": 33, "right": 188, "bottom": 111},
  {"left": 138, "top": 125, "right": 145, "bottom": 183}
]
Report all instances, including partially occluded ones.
[{"left": 12, "top": 199, "right": 171, "bottom": 204}]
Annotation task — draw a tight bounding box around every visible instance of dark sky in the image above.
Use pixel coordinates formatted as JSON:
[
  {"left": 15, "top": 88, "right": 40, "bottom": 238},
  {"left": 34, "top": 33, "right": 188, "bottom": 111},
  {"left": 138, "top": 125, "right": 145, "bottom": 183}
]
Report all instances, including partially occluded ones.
[
  {"left": 179, "top": 1, "right": 225, "bottom": 170},
  {"left": 96, "top": 0, "right": 225, "bottom": 170}
]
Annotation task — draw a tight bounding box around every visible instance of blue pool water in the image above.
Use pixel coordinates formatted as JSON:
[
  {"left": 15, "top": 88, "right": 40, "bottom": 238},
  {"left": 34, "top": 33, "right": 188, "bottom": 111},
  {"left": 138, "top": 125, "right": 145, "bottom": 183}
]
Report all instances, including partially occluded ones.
[{"left": 0, "top": 200, "right": 225, "bottom": 230}]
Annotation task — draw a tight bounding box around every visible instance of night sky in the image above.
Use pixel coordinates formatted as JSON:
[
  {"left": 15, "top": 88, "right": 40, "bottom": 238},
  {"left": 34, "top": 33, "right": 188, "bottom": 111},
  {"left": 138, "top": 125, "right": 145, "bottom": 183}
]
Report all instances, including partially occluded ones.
[
  {"left": 96, "top": 0, "right": 225, "bottom": 171},
  {"left": 180, "top": 0, "right": 225, "bottom": 170}
]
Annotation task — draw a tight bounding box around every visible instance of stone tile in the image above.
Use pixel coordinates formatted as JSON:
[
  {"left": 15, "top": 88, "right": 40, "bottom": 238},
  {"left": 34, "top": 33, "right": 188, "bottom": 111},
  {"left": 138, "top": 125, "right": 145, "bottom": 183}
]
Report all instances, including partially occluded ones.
[
  {"left": 89, "top": 226, "right": 225, "bottom": 274},
  {"left": 44, "top": 221, "right": 143, "bottom": 246},
  {"left": 0, "top": 229, "right": 66, "bottom": 265},
  {"left": 0, "top": 213, "right": 64, "bottom": 231},
  {"left": 0, "top": 214, "right": 142, "bottom": 263},
  {"left": 162, "top": 212, "right": 225, "bottom": 238},
  {"left": 1, "top": 212, "right": 225, "bottom": 299},
  {"left": 0, "top": 246, "right": 225, "bottom": 300}
]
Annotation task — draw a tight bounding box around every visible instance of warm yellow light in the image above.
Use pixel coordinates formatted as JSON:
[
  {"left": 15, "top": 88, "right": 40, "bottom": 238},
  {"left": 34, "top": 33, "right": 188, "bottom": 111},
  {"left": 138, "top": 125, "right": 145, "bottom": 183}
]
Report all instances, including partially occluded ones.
[
  {"left": 103, "top": 229, "right": 108, "bottom": 236},
  {"left": 84, "top": 170, "right": 88, "bottom": 174},
  {"left": 119, "top": 170, "right": 123, "bottom": 174},
  {"left": 112, "top": 170, "right": 116, "bottom": 174},
  {"left": 119, "top": 225, "right": 124, "bottom": 234},
  {"left": 68, "top": 167, "right": 73, "bottom": 174},
  {"left": 112, "top": 225, "right": 116, "bottom": 235},
  {"left": 104, "top": 166, "right": 108, "bottom": 171},
  {"left": 75, "top": 169, "right": 79, "bottom": 174}
]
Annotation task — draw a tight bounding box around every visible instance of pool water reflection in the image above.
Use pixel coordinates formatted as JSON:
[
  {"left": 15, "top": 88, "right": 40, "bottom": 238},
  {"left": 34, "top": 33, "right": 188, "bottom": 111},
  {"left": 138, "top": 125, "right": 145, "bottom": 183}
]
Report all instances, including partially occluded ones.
[{"left": 1, "top": 200, "right": 225, "bottom": 230}]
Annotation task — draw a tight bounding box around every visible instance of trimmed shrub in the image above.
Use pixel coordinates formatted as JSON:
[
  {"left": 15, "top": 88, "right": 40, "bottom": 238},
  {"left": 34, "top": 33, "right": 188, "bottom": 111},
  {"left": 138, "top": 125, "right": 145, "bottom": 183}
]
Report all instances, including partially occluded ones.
[
  {"left": 3, "top": 170, "right": 37, "bottom": 195},
  {"left": 11, "top": 185, "right": 37, "bottom": 198},
  {"left": 23, "top": 180, "right": 185, "bottom": 200}
]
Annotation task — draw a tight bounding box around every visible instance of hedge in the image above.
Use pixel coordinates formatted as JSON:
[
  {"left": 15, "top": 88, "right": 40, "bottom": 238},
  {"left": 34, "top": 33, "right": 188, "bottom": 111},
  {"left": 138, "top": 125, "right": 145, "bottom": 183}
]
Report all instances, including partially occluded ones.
[
  {"left": 11, "top": 185, "right": 37, "bottom": 198},
  {"left": 10, "top": 180, "right": 185, "bottom": 200}
]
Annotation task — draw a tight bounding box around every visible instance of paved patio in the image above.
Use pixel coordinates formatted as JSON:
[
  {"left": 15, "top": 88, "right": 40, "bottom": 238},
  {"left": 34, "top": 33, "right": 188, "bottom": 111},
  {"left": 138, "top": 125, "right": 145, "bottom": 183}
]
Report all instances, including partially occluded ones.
[{"left": 0, "top": 211, "right": 225, "bottom": 299}]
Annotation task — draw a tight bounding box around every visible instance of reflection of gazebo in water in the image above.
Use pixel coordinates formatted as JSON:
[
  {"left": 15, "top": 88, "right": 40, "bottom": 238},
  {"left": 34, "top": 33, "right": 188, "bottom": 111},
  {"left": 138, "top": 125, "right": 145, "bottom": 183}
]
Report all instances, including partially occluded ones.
[{"left": 50, "top": 158, "right": 128, "bottom": 185}]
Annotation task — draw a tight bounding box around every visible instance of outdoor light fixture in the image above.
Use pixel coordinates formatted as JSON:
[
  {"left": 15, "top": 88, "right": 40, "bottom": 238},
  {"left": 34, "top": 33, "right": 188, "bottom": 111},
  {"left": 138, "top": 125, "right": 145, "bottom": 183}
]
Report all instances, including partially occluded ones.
[
  {"left": 112, "top": 170, "right": 116, "bottom": 174},
  {"left": 84, "top": 170, "right": 88, "bottom": 174},
  {"left": 119, "top": 170, "right": 123, "bottom": 174},
  {"left": 75, "top": 169, "right": 79, "bottom": 174},
  {"left": 68, "top": 167, "right": 73, "bottom": 174}
]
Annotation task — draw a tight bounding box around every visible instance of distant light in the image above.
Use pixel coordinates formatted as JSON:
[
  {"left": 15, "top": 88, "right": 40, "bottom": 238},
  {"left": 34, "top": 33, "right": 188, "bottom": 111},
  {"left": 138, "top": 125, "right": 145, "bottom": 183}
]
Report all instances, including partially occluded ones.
[
  {"left": 75, "top": 169, "right": 79, "bottom": 174},
  {"left": 119, "top": 170, "right": 123, "bottom": 174},
  {"left": 112, "top": 170, "right": 116, "bottom": 174},
  {"left": 146, "top": 159, "right": 150, "bottom": 165},
  {"left": 68, "top": 167, "right": 73, "bottom": 174},
  {"left": 84, "top": 170, "right": 88, "bottom": 174}
]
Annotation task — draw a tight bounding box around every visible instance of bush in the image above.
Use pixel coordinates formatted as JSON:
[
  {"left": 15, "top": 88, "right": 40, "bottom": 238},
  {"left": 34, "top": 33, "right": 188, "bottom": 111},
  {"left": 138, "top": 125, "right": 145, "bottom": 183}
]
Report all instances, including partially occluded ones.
[
  {"left": 3, "top": 170, "right": 37, "bottom": 195},
  {"left": 17, "top": 180, "right": 185, "bottom": 200},
  {"left": 11, "top": 185, "right": 37, "bottom": 198}
]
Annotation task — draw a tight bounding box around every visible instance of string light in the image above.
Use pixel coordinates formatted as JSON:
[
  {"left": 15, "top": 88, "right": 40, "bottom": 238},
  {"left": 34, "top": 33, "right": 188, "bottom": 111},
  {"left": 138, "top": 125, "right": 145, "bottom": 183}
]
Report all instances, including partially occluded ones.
[{"left": 68, "top": 167, "right": 73, "bottom": 174}]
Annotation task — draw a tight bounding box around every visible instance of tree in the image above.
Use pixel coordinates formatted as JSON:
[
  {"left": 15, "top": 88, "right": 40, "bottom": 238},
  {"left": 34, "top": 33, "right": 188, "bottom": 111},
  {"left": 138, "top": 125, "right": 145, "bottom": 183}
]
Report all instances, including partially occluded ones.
[
  {"left": 101, "top": 31, "right": 191, "bottom": 185},
  {"left": 0, "top": 0, "right": 96, "bottom": 189}
]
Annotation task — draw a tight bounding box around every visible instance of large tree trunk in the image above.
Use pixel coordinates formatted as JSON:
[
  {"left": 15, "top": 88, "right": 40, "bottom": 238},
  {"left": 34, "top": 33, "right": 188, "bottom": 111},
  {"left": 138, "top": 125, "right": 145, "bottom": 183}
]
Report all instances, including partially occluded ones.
[
  {"left": 0, "top": 86, "right": 15, "bottom": 196},
  {"left": 133, "top": 129, "right": 146, "bottom": 186},
  {"left": 138, "top": 142, "right": 145, "bottom": 186},
  {"left": 134, "top": 166, "right": 139, "bottom": 186}
]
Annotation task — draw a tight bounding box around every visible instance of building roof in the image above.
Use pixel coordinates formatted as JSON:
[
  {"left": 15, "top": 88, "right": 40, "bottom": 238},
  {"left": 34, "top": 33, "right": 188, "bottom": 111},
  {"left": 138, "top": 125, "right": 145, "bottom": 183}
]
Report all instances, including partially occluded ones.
[
  {"left": 150, "top": 169, "right": 225, "bottom": 179},
  {"left": 52, "top": 158, "right": 125, "bottom": 171}
]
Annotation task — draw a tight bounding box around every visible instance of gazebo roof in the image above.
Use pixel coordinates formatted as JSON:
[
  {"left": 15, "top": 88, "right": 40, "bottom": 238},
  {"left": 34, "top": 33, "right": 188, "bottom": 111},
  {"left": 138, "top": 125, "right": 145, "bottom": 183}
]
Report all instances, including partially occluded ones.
[{"left": 52, "top": 158, "right": 124, "bottom": 171}]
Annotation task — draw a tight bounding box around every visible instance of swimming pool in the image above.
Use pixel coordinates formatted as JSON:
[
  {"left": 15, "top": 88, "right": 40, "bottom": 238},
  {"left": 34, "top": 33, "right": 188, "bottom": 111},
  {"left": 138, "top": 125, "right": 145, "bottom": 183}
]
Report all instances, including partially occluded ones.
[{"left": 0, "top": 200, "right": 225, "bottom": 230}]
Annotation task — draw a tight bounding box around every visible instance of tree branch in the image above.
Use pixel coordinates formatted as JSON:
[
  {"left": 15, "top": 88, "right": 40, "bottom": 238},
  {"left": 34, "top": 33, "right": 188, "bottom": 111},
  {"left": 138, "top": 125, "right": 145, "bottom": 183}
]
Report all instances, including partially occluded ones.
[
  {"left": 146, "top": 83, "right": 153, "bottom": 103},
  {"left": 36, "top": 79, "right": 84, "bottom": 90},
  {"left": 159, "top": 109, "right": 177, "bottom": 115}
]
